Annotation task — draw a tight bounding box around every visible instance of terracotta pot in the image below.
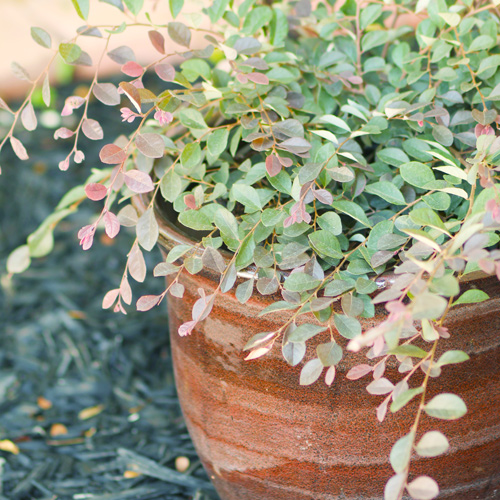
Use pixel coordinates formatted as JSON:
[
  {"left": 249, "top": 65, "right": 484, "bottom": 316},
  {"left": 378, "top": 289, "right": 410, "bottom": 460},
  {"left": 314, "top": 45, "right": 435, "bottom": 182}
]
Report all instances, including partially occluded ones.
[{"left": 135, "top": 196, "right": 500, "bottom": 500}]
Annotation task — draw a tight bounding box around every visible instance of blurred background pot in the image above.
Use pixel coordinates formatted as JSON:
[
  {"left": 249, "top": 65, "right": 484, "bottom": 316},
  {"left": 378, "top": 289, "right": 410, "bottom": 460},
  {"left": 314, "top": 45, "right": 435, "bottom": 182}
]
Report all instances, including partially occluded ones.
[{"left": 134, "top": 195, "right": 500, "bottom": 500}]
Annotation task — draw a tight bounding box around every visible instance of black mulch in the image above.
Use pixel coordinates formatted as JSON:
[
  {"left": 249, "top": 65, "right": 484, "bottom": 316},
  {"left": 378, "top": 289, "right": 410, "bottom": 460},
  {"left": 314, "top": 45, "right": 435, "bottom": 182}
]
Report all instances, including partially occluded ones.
[{"left": 0, "top": 81, "right": 217, "bottom": 500}]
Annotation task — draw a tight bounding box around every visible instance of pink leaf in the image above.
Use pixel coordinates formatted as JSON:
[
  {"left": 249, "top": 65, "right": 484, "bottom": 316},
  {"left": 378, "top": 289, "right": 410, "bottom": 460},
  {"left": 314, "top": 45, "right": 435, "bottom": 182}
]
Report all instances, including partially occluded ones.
[
  {"left": 178, "top": 320, "right": 196, "bottom": 337},
  {"left": 82, "top": 118, "right": 103, "bottom": 140},
  {"left": 123, "top": 170, "right": 154, "bottom": 193},
  {"left": 102, "top": 289, "right": 120, "bottom": 309},
  {"left": 265, "top": 154, "right": 282, "bottom": 177},
  {"left": 325, "top": 365, "right": 336, "bottom": 386},
  {"left": 170, "top": 281, "right": 185, "bottom": 298},
  {"left": 59, "top": 157, "right": 70, "bottom": 171},
  {"left": 85, "top": 183, "right": 107, "bottom": 201},
  {"left": 78, "top": 224, "right": 95, "bottom": 250},
  {"left": 366, "top": 377, "right": 395, "bottom": 395},
  {"left": 99, "top": 144, "right": 127, "bottom": 164},
  {"left": 120, "top": 277, "right": 132, "bottom": 305},
  {"left": 104, "top": 211, "right": 120, "bottom": 238},
  {"left": 93, "top": 82, "right": 121, "bottom": 106},
  {"left": 246, "top": 72, "right": 269, "bottom": 85},
  {"left": 148, "top": 30, "right": 165, "bottom": 54},
  {"left": 74, "top": 150, "right": 85, "bottom": 164},
  {"left": 155, "top": 63, "right": 176, "bottom": 82},
  {"left": 377, "top": 397, "right": 389, "bottom": 422},
  {"left": 61, "top": 95, "right": 85, "bottom": 116},
  {"left": 121, "top": 61, "right": 144, "bottom": 78},
  {"left": 135, "top": 133, "right": 164, "bottom": 158},
  {"left": 128, "top": 245, "right": 147, "bottom": 282},
  {"left": 236, "top": 73, "right": 248, "bottom": 84},
  {"left": 137, "top": 294, "right": 162, "bottom": 311},
  {"left": 54, "top": 127, "right": 75, "bottom": 140},
  {"left": 245, "top": 344, "right": 273, "bottom": 360},
  {"left": 278, "top": 155, "right": 293, "bottom": 167},
  {"left": 21, "top": 102, "right": 37, "bottom": 131},
  {"left": 313, "top": 188, "right": 333, "bottom": 205},
  {"left": 10, "top": 136, "right": 28, "bottom": 160},
  {"left": 346, "top": 364, "right": 373, "bottom": 380}
]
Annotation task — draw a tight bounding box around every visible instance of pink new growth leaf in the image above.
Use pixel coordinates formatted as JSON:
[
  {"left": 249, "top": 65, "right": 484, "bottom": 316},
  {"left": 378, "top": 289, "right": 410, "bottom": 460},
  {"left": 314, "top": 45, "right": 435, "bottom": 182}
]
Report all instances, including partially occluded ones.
[
  {"left": 85, "top": 183, "right": 107, "bottom": 201},
  {"left": 104, "top": 211, "right": 120, "bottom": 238}
]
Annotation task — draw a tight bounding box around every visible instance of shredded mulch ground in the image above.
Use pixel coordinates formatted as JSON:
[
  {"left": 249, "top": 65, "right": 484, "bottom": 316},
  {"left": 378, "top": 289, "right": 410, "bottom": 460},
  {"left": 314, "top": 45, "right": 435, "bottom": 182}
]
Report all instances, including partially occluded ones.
[{"left": 0, "top": 81, "right": 217, "bottom": 500}]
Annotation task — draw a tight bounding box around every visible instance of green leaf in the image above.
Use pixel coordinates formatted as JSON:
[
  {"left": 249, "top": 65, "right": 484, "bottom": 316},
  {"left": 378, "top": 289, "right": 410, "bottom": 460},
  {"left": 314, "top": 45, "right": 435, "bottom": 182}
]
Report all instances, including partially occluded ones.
[
  {"left": 288, "top": 323, "right": 327, "bottom": 343},
  {"left": 178, "top": 209, "right": 213, "bottom": 231},
  {"left": 59, "top": 43, "right": 82, "bottom": 64},
  {"left": 324, "top": 278, "right": 355, "bottom": 297},
  {"left": 390, "top": 345, "right": 428, "bottom": 358},
  {"left": 410, "top": 207, "right": 448, "bottom": 233},
  {"left": 376, "top": 148, "right": 410, "bottom": 167},
  {"left": 437, "top": 350, "right": 470, "bottom": 366},
  {"left": 432, "top": 125, "right": 454, "bottom": 146},
  {"left": 390, "top": 432, "right": 414, "bottom": 473},
  {"left": 160, "top": 170, "right": 182, "bottom": 202},
  {"left": 333, "top": 314, "right": 361, "bottom": 339},
  {"left": 478, "top": 54, "right": 500, "bottom": 76},
  {"left": 71, "top": 0, "right": 89, "bottom": 19},
  {"left": 123, "top": 0, "right": 143, "bottom": 15},
  {"left": 391, "top": 387, "right": 424, "bottom": 413},
  {"left": 179, "top": 108, "right": 207, "bottom": 129},
  {"left": 208, "top": 0, "right": 229, "bottom": 23},
  {"left": 299, "top": 358, "right": 324, "bottom": 386},
  {"left": 283, "top": 341, "right": 306, "bottom": 366},
  {"left": 284, "top": 273, "right": 322, "bottom": 292},
  {"left": 213, "top": 207, "right": 240, "bottom": 247},
  {"left": 355, "top": 277, "right": 378, "bottom": 294},
  {"left": 31, "top": 27, "right": 52, "bottom": 49},
  {"left": 242, "top": 6, "right": 272, "bottom": 35},
  {"left": 400, "top": 161, "right": 436, "bottom": 189},
  {"left": 270, "top": 7, "right": 288, "bottom": 45},
  {"left": 308, "top": 231, "right": 343, "bottom": 258},
  {"left": 469, "top": 35, "right": 495, "bottom": 52},
  {"left": 362, "top": 30, "right": 388, "bottom": 52},
  {"left": 181, "top": 143, "right": 202, "bottom": 169},
  {"left": 168, "top": 22, "right": 191, "bottom": 48},
  {"left": 235, "top": 232, "right": 256, "bottom": 269},
  {"left": 6, "top": 245, "right": 31, "bottom": 274},
  {"left": 365, "top": 182, "right": 406, "bottom": 205},
  {"left": 452, "top": 289, "right": 489, "bottom": 306},
  {"left": 231, "top": 184, "right": 262, "bottom": 212},
  {"left": 207, "top": 128, "right": 229, "bottom": 158},
  {"left": 317, "top": 212, "right": 342, "bottom": 235},
  {"left": 332, "top": 200, "right": 372, "bottom": 227},
  {"left": 424, "top": 393, "right": 467, "bottom": 420},
  {"left": 317, "top": 342, "right": 343, "bottom": 367},
  {"left": 169, "top": 0, "right": 183, "bottom": 18},
  {"left": 319, "top": 114, "right": 351, "bottom": 132},
  {"left": 415, "top": 431, "right": 449, "bottom": 457},
  {"left": 360, "top": 4, "right": 382, "bottom": 29}
]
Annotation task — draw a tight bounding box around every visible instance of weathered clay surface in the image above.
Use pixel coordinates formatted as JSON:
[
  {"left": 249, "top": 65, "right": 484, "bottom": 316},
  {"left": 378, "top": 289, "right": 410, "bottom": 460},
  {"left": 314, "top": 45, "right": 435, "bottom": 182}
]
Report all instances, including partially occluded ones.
[{"left": 145, "top": 197, "right": 500, "bottom": 500}]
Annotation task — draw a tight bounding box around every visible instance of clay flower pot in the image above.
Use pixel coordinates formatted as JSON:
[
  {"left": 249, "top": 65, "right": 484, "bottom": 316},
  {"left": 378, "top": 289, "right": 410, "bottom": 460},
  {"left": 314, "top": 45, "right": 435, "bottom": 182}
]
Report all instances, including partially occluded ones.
[{"left": 135, "top": 195, "right": 500, "bottom": 500}]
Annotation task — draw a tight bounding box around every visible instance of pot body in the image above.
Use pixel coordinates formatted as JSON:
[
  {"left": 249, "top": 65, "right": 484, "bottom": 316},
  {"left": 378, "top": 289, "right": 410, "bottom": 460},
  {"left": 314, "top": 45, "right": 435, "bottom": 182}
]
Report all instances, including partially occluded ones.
[
  {"left": 166, "top": 268, "right": 500, "bottom": 500},
  {"left": 143, "top": 196, "right": 500, "bottom": 500}
]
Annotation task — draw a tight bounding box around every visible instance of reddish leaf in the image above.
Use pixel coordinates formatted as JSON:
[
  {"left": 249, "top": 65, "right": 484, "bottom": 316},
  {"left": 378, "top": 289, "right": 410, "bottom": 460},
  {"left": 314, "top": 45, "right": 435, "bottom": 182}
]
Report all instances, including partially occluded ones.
[
  {"left": 119, "top": 81, "right": 142, "bottom": 112},
  {"left": 278, "top": 155, "right": 293, "bottom": 167},
  {"left": 121, "top": 61, "right": 144, "bottom": 77},
  {"left": 10, "top": 137, "right": 28, "bottom": 160},
  {"left": 21, "top": 102, "right": 37, "bottom": 131},
  {"left": 59, "top": 157, "right": 70, "bottom": 171},
  {"left": 102, "top": 289, "right": 120, "bottom": 309},
  {"left": 184, "top": 194, "right": 197, "bottom": 209},
  {"left": 155, "top": 63, "right": 176, "bottom": 82},
  {"left": 246, "top": 72, "right": 269, "bottom": 85},
  {"left": 93, "top": 83, "right": 121, "bottom": 106},
  {"left": 85, "top": 183, "right": 107, "bottom": 201},
  {"left": 178, "top": 320, "right": 196, "bottom": 336},
  {"left": 148, "top": 30, "right": 165, "bottom": 54},
  {"left": 104, "top": 211, "right": 120, "bottom": 238},
  {"left": 135, "top": 133, "right": 164, "bottom": 158},
  {"left": 78, "top": 224, "right": 95, "bottom": 250},
  {"left": 236, "top": 73, "right": 248, "bottom": 84},
  {"left": 313, "top": 188, "right": 333, "bottom": 205},
  {"left": 265, "top": 154, "right": 281, "bottom": 177},
  {"left": 82, "top": 118, "right": 104, "bottom": 140},
  {"left": 123, "top": 170, "right": 154, "bottom": 193},
  {"left": 346, "top": 364, "right": 373, "bottom": 380},
  {"left": 137, "top": 294, "right": 162, "bottom": 311},
  {"left": 99, "top": 144, "right": 127, "bottom": 164},
  {"left": 128, "top": 244, "right": 146, "bottom": 282}
]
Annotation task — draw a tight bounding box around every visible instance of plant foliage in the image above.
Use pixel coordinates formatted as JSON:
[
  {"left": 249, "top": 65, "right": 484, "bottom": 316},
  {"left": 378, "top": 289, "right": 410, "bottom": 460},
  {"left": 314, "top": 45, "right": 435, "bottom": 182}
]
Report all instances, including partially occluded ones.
[{"left": 3, "top": 0, "right": 500, "bottom": 498}]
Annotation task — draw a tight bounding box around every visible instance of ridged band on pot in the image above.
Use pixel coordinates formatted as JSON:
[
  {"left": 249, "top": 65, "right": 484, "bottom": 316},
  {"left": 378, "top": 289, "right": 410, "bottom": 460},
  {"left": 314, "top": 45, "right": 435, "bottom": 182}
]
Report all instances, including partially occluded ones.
[{"left": 134, "top": 195, "right": 500, "bottom": 500}]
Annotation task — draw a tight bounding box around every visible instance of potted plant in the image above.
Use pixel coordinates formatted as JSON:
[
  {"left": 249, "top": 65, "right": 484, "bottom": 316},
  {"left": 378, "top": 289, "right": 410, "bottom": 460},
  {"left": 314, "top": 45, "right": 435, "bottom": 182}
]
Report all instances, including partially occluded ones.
[{"left": 2, "top": 0, "right": 500, "bottom": 498}]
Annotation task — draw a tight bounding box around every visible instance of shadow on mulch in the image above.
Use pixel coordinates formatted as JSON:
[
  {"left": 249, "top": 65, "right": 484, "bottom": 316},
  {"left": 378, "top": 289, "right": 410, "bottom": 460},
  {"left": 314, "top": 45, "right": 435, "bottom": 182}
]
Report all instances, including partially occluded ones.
[{"left": 0, "top": 80, "right": 218, "bottom": 500}]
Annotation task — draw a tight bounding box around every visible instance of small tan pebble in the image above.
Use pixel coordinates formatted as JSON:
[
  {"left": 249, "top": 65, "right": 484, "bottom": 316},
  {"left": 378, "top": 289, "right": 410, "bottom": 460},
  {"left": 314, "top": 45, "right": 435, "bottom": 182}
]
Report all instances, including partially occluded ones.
[
  {"left": 37, "top": 396, "right": 53, "bottom": 410},
  {"left": 124, "top": 470, "right": 142, "bottom": 478},
  {"left": 50, "top": 424, "right": 68, "bottom": 437},
  {"left": 78, "top": 404, "right": 105, "bottom": 420},
  {"left": 175, "top": 456, "right": 190, "bottom": 472},
  {"left": 0, "top": 440, "right": 19, "bottom": 455}
]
